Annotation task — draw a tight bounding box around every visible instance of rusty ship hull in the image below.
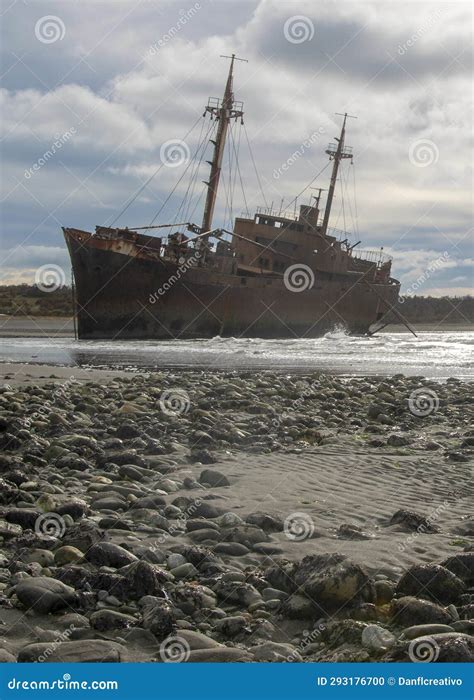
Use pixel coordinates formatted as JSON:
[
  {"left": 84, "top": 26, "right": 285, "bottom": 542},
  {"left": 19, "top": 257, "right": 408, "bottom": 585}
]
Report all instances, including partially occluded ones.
[{"left": 64, "top": 227, "right": 400, "bottom": 340}]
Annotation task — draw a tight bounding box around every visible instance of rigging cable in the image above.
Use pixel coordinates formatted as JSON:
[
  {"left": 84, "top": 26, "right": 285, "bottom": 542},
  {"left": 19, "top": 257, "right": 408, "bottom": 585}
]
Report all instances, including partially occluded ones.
[
  {"left": 147, "top": 117, "right": 215, "bottom": 228},
  {"left": 351, "top": 160, "right": 360, "bottom": 237},
  {"left": 172, "top": 117, "right": 215, "bottom": 228},
  {"left": 109, "top": 113, "right": 204, "bottom": 227},
  {"left": 243, "top": 123, "right": 268, "bottom": 209},
  {"left": 284, "top": 160, "right": 331, "bottom": 215},
  {"left": 230, "top": 122, "right": 249, "bottom": 219}
]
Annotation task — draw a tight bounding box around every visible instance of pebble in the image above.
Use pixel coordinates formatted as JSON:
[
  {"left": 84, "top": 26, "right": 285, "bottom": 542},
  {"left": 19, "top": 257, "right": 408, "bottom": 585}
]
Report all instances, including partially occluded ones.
[{"left": 361, "top": 624, "right": 396, "bottom": 652}]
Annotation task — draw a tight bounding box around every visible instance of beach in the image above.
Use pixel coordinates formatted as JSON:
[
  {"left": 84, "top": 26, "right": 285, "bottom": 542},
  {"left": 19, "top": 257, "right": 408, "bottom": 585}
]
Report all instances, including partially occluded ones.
[{"left": 0, "top": 365, "right": 472, "bottom": 663}]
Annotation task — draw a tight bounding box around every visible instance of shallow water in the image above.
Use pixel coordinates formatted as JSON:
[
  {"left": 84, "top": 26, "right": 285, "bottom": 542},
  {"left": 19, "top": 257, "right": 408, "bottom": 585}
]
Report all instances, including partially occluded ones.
[{"left": 0, "top": 328, "right": 472, "bottom": 379}]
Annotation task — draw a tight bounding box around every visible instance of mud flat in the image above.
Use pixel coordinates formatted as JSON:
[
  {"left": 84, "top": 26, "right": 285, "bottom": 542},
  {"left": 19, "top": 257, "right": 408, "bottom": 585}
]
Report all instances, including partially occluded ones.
[{"left": 0, "top": 368, "right": 472, "bottom": 663}]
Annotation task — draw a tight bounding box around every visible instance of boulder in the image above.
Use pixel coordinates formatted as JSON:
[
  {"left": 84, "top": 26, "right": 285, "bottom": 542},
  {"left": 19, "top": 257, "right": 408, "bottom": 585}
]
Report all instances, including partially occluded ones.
[
  {"left": 86, "top": 542, "right": 138, "bottom": 568},
  {"left": 293, "top": 554, "right": 375, "bottom": 613},
  {"left": 18, "top": 640, "right": 126, "bottom": 663},
  {"left": 15, "top": 576, "right": 78, "bottom": 614},
  {"left": 396, "top": 564, "right": 465, "bottom": 604}
]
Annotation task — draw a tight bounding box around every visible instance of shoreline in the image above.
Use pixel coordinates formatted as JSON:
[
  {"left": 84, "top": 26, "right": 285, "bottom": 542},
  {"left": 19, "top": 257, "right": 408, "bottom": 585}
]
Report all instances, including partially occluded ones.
[{"left": 0, "top": 315, "right": 472, "bottom": 338}]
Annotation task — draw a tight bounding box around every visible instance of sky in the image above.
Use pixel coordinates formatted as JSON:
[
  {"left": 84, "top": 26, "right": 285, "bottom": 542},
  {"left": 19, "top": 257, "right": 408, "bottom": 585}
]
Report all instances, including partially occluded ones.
[{"left": 1, "top": 0, "right": 472, "bottom": 297}]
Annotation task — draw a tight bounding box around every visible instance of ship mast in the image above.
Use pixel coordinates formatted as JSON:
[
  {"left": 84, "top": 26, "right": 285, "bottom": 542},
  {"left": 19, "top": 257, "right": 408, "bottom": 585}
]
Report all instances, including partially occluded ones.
[
  {"left": 321, "top": 112, "right": 356, "bottom": 236},
  {"left": 201, "top": 54, "right": 246, "bottom": 237}
]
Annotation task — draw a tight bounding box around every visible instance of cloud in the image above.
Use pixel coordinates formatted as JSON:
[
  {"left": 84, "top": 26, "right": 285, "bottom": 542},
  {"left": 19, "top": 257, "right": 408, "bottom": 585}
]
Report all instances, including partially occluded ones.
[{"left": 0, "top": 0, "right": 472, "bottom": 296}]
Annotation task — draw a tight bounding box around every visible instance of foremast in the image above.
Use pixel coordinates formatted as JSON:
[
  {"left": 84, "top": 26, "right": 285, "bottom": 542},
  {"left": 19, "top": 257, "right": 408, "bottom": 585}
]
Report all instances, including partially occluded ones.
[
  {"left": 200, "top": 54, "right": 245, "bottom": 240},
  {"left": 321, "top": 112, "right": 355, "bottom": 236}
]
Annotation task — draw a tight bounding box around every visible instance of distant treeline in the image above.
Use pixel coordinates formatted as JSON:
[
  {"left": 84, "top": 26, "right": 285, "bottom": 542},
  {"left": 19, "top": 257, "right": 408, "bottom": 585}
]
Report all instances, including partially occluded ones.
[
  {"left": 397, "top": 295, "right": 473, "bottom": 324},
  {"left": 0, "top": 284, "right": 472, "bottom": 324},
  {"left": 0, "top": 284, "right": 73, "bottom": 316}
]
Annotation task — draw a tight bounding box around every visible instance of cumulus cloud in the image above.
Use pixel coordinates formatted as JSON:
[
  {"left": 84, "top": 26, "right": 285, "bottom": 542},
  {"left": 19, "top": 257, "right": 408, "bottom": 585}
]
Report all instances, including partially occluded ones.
[{"left": 0, "top": 0, "right": 472, "bottom": 295}]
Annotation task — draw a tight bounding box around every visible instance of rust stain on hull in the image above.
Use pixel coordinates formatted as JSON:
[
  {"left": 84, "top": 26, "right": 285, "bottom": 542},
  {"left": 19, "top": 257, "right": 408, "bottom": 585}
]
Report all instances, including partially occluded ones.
[{"left": 64, "top": 227, "right": 400, "bottom": 340}]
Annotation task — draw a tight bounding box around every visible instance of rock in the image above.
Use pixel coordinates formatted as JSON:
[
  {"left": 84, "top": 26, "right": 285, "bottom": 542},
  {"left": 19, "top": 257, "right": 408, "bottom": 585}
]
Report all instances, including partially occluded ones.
[
  {"left": 337, "top": 524, "right": 373, "bottom": 540},
  {"left": 186, "top": 519, "right": 220, "bottom": 533},
  {"left": 184, "top": 647, "right": 251, "bottom": 662},
  {"left": 123, "top": 561, "right": 167, "bottom": 599},
  {"left": 387, "top": 434, "right": 410, "bottom": 447},
  {"left": 398, "top": 632, "right": 474, "bottom": 663},
  {"left": 62, "top": 521, "right": 105, "bottom": 552},
  {"left": 190, "top": 449, "right": 218, "bottom": 465},
  {"left": 198, "top": 469, "right": 230, "bottom": 487},
  {"left": 440, "top": 553, "right": 474, "bottom": 584},
  {"left": 214, "top": 542, "right": 250, "bottom": 556},
  {"left": 54, "top": 546, "right": 83, "bottom": 565},
  {"left": 293, "top": 554, "right": 375, "bottom": 613},
  {"left": 222, "top": 524, "right": 270, "bottom": 547},
  {"left": 389, "top": 509, "right": 439, "bottom": 533},
  {"left": 167, "top": 553, "right": 187, "bottom": 568},
  {"left": 214, "top": 615, "right": 250, "bottom": 638},
  {"left": 176, "top": 630, "right": 222, "bottom": 650},
  {"left": 375, "top": 580, "right": 395, "bottom": 605},
  {"left": 245, "top": 512, "right": 284, "bottom": 532},
  {"left": 0, "top": 520, "right": 23, "bottom": 538},
  {"left": 396, "top": 564, "right": 465, "bottom": 604},
  {"left": 391, "top": 596, "right": 452, "bottom": 626},
  {"left": 15, "top": 576, "right": 78, "bottom": 614},
  {"left": 5, "top": 508, "right": 41, "bottom": 530},
  {"left": 251, "top": 641, "right": 301, "bottom": 662},
  {"left": 188, "top": 528, "right": 221, "bottom": 543},
  {"left": 18, "top": 640, "right": 126, "bottom": 663},
  {"left": 281, "top": 593, "right": 317, "bottom": 620},
  {"left": 22, "top": 549, "right": 55, "bottom": 567},
  {"left": 55, "top": 499, "right": 89, "bottom": 520},
  {"left": 219, "top": 512, "right": 244, "bottom": 527},
  {"left": 141, "top": 597, "right": 176, "bottom": 640},
  {"left": 214, "top": 581, "right": 262, "bottom": 608},
  {"left": 324, "top": 620, "right": 368, "bottom": 648},
  {"left": 90, "top": 609, "right": 137, "bottom": 632},
  {"left": 86, "top": 542, "right": 138, "bottom": 568},
  {"left": 401, "top": 623, "right": 454, "bottom": 640},
  {"left": 0, "top": 649, "right": 16, "bottom": 662},
  {"left": 361, "top": 624, "right": 396, "bottom": 652},
  {"left": 170, "top": 563, "right": 198, "bottom": 579}
]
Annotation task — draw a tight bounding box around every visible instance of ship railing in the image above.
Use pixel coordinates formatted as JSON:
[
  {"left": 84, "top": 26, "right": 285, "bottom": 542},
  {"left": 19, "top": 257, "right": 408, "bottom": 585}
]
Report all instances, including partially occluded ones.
[
  {"left": 351, "top": 249, "right": 392, "bottom": 267},
  {"left": 255, "top": 206, "right": 299, "bottom": 221}
]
